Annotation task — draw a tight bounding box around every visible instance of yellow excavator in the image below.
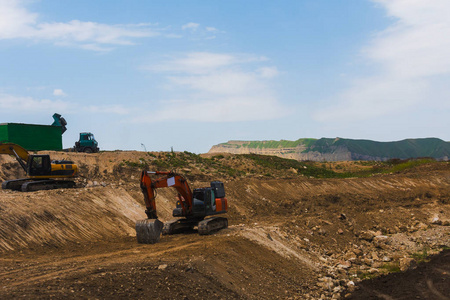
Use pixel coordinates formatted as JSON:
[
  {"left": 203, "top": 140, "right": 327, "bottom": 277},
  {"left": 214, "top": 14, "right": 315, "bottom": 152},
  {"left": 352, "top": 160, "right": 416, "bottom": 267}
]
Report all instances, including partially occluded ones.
[{"left": 0, "top": 143, "right": 78, "bottom": 192}]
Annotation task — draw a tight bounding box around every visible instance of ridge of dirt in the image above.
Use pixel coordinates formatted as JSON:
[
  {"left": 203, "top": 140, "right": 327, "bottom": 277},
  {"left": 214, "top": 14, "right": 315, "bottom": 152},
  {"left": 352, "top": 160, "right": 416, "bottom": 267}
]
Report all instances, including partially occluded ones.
[{"left": 0, "top": 150, "right": 449, "bottom": 299}]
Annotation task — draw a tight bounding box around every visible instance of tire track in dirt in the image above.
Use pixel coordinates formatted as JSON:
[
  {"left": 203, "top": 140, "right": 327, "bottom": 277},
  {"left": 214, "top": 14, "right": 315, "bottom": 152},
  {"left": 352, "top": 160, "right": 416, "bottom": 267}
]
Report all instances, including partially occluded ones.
[{"left": 0, "top": 238, "right": 204, "bottom": 289}]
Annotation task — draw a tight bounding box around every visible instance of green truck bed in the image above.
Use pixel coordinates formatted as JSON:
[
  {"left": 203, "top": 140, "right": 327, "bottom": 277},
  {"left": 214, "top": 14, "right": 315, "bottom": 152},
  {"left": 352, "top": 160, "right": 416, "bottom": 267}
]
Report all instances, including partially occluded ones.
[{"left": 0, "top": 123, "right": 63, "bottom": 151}]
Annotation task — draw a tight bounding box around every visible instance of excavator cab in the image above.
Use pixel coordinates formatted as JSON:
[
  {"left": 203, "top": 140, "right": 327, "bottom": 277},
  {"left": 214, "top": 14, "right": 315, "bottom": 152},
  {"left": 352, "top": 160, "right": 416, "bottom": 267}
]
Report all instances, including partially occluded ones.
[
  {"left": 28, "top": 155, "right": 51, "bottom": 177},
  {"left": 175, "top": 188, "right": 214, "bottom": 217},
  {"left": 174, "top": 185, "right": 226, "bottom": 218},
  {"left": 191, "top": 188, "right": 216, "bottom": 216},
  {"left": 173, "top": 192, "right": 208, "bottom": 217}
]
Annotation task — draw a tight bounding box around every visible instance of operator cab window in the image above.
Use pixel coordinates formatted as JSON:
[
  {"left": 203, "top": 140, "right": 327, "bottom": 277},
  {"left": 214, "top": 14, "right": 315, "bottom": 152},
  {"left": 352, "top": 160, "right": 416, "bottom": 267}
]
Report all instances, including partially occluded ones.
[
  {"left": 211, "top": 190, "right": 216, "bottom": 210},
  {"left": 29, "top": 156, "right": 51, "bottom": 176},
  {"left": 31, "top": 156, "right": 42, "bottom": 169},
  {"left": 194, "top": 190, "right": 205, "bottom": 202}
]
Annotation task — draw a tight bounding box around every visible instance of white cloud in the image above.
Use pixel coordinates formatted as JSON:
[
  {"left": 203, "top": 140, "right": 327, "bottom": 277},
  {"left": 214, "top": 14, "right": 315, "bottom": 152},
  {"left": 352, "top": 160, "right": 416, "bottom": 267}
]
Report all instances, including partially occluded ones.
[
  {"left": 168, "top": 70, "right": 265, "bottom": 95},
  {"left": 0, "top": 0, "right": 159, "bottom": 51},
  {"left": 366, "top": 0, "right": 450, "bottom": 79},
  {"left": 78, "top": 43, "right": 114, "bottom": 52},
  {"left": 180, "top": 23, "right": 222, "bottom": 40},
  {"left": 314, "top": 0, "right": 450, "bottom": 123},
  {"left": 314, "top": 76, "right": 427, "bottom": 122},
  {"left": 149, "top": 52, "right": 267, "bottom": 74},
  {"left": 0, "top": 0, "right": 37, "bottom": 39},
  {"left": 85, "top": 104, "right": 131, "bottom": 115},
  {"left": 0, "top": 92, "right": 133, "bottom": 117},
  {"left": 182, "top": 22, "right": 200, "bottom": 31},
  {"left": 53, "top": 89, "right": 67, "bottom": 97},
  {"left": 0, "top": 93, "right": 71, "bottom": 113},
  {"left": 35, "top": 21, "right": 155, "bottom": 45},
  {"left": 154, "top": 52, "right": 236, "bottom": 74},
  {"left": 258, "top": 67, "right": 279, "bottom": 78},
  {"left": 136, "top": 52, "right": 286, "bottom": 123},
  {"left": 135, "top": 95, "right": 284, "bottom": 123}
]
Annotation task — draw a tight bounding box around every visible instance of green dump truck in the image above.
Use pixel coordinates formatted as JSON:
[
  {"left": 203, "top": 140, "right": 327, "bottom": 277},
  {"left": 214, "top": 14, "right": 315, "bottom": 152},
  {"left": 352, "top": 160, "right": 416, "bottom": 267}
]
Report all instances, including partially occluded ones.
[
  {"left": 0, "top": 123, "right": 62, "bottom": 151},
  {"left": 0, "top": 114, "right": 66, "bottom": 151}
]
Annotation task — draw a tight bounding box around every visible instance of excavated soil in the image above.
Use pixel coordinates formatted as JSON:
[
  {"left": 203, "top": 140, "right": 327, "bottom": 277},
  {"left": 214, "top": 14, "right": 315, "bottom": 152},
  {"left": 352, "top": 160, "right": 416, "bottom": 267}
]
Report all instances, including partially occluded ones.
[{"left": 0, "top": 151, "right": 449, "bottom": 299}]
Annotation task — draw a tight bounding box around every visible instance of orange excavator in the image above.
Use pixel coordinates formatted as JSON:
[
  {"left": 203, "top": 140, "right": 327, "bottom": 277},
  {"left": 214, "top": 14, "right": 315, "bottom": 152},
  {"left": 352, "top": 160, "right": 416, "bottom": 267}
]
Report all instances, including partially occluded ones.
[{"left": 135, "top": 170, "right": 228, "bottom": 244}]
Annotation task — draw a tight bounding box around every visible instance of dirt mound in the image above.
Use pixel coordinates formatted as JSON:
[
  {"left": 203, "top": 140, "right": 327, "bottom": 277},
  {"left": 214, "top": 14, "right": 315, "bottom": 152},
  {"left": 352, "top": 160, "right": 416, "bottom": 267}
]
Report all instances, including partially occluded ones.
[
  {"left": 348, "top": 249, "right": 450, "bottom": 300},
  {"left": 0, "top": 187, "right": 144, "bottom": 251},
  {"left": 0, "top": 151, "right": 449, "bottom": 299}
]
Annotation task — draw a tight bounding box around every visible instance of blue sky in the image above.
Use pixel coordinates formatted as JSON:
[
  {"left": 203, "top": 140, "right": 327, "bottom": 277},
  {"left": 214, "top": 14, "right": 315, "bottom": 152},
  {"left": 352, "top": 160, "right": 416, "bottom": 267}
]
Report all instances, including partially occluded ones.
[{"left": 1, "top": 0, "right": 449, "bottom": 153}]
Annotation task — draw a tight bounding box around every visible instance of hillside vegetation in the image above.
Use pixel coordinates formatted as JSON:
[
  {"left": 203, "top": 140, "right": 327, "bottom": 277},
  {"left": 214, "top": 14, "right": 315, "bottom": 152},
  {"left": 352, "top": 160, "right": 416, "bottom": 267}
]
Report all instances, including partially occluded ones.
[{"left": 120, "top": 151, "right": 446, "bottom": 180}]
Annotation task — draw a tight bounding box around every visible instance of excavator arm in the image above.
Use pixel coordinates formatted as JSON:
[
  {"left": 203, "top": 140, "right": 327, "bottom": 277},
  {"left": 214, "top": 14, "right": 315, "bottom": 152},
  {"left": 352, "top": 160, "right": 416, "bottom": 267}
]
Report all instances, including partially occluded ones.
[
  {"left": 140, "top": 170, "right": 193, "bottom": 219},
  {"left": 137, "top": 170, "right": 194, "bottom": 244},
  {"left": 0, "top": 143, "right": 29, "bottom": 173}
]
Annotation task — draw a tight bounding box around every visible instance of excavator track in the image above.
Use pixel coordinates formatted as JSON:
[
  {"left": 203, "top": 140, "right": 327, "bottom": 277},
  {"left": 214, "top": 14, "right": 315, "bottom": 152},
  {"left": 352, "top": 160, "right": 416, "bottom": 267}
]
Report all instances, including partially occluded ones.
[
  {"left": 161, "top": 217, "right": 228, "bottom": 235},
  {"left": 162, "top": 219, "right": 199, "bottom": 235},
  {"left": 2, "top": 178, "right": 76, "bottom": 192},
  {"left": 2, "top": 178, "right": 30, "bottom": 191},
  {"left": 21, "top": 180, "right": 76, "bottom": 192},
  {"left": 198, "top": 217, "right": 228, "bottom": 235}
]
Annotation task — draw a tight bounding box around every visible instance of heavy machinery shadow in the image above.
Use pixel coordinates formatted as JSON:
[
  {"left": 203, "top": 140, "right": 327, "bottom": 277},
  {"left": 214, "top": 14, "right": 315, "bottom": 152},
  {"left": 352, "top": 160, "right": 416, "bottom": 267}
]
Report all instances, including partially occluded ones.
[{"left": 166, "top": 227, "right": 199, "bottom": 235}]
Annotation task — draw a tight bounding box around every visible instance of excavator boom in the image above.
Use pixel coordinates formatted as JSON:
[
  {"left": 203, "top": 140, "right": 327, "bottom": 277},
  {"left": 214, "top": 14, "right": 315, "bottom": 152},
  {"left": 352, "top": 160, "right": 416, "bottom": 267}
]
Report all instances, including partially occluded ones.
[
  {"left": 140, "top": 171, "right": 193, "bottom": 219},
  {"left": 0, "top": 143, "right": 29, "bottom": 172}
]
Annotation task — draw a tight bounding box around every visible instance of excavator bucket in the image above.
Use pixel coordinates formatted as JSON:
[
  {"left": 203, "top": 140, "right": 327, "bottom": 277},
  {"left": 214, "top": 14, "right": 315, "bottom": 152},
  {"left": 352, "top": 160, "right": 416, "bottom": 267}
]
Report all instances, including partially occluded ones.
[{"left": 135, "top": 219, "right": 164, "bottom": 244}]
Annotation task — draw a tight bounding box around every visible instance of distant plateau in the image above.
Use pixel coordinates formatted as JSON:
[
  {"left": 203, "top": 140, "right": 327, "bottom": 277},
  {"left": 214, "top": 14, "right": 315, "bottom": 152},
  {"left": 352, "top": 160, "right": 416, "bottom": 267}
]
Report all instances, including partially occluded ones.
[{"left": 208, "top": 137, "right": 450, "bottom": 161}]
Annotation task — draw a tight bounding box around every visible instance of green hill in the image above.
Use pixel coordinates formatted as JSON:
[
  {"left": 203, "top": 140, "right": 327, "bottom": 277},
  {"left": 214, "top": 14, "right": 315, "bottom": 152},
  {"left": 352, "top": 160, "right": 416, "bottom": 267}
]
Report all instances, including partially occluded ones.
[{"left": 209, "top": 138, "right": 450, "bottom": 161}]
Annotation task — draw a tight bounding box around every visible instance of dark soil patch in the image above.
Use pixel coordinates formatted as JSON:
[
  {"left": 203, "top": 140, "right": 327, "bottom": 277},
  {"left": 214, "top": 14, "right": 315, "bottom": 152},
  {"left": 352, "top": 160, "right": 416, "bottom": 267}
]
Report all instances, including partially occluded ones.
[{"left": 348, "top": 249, "right": 450, "bottom": 300}]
